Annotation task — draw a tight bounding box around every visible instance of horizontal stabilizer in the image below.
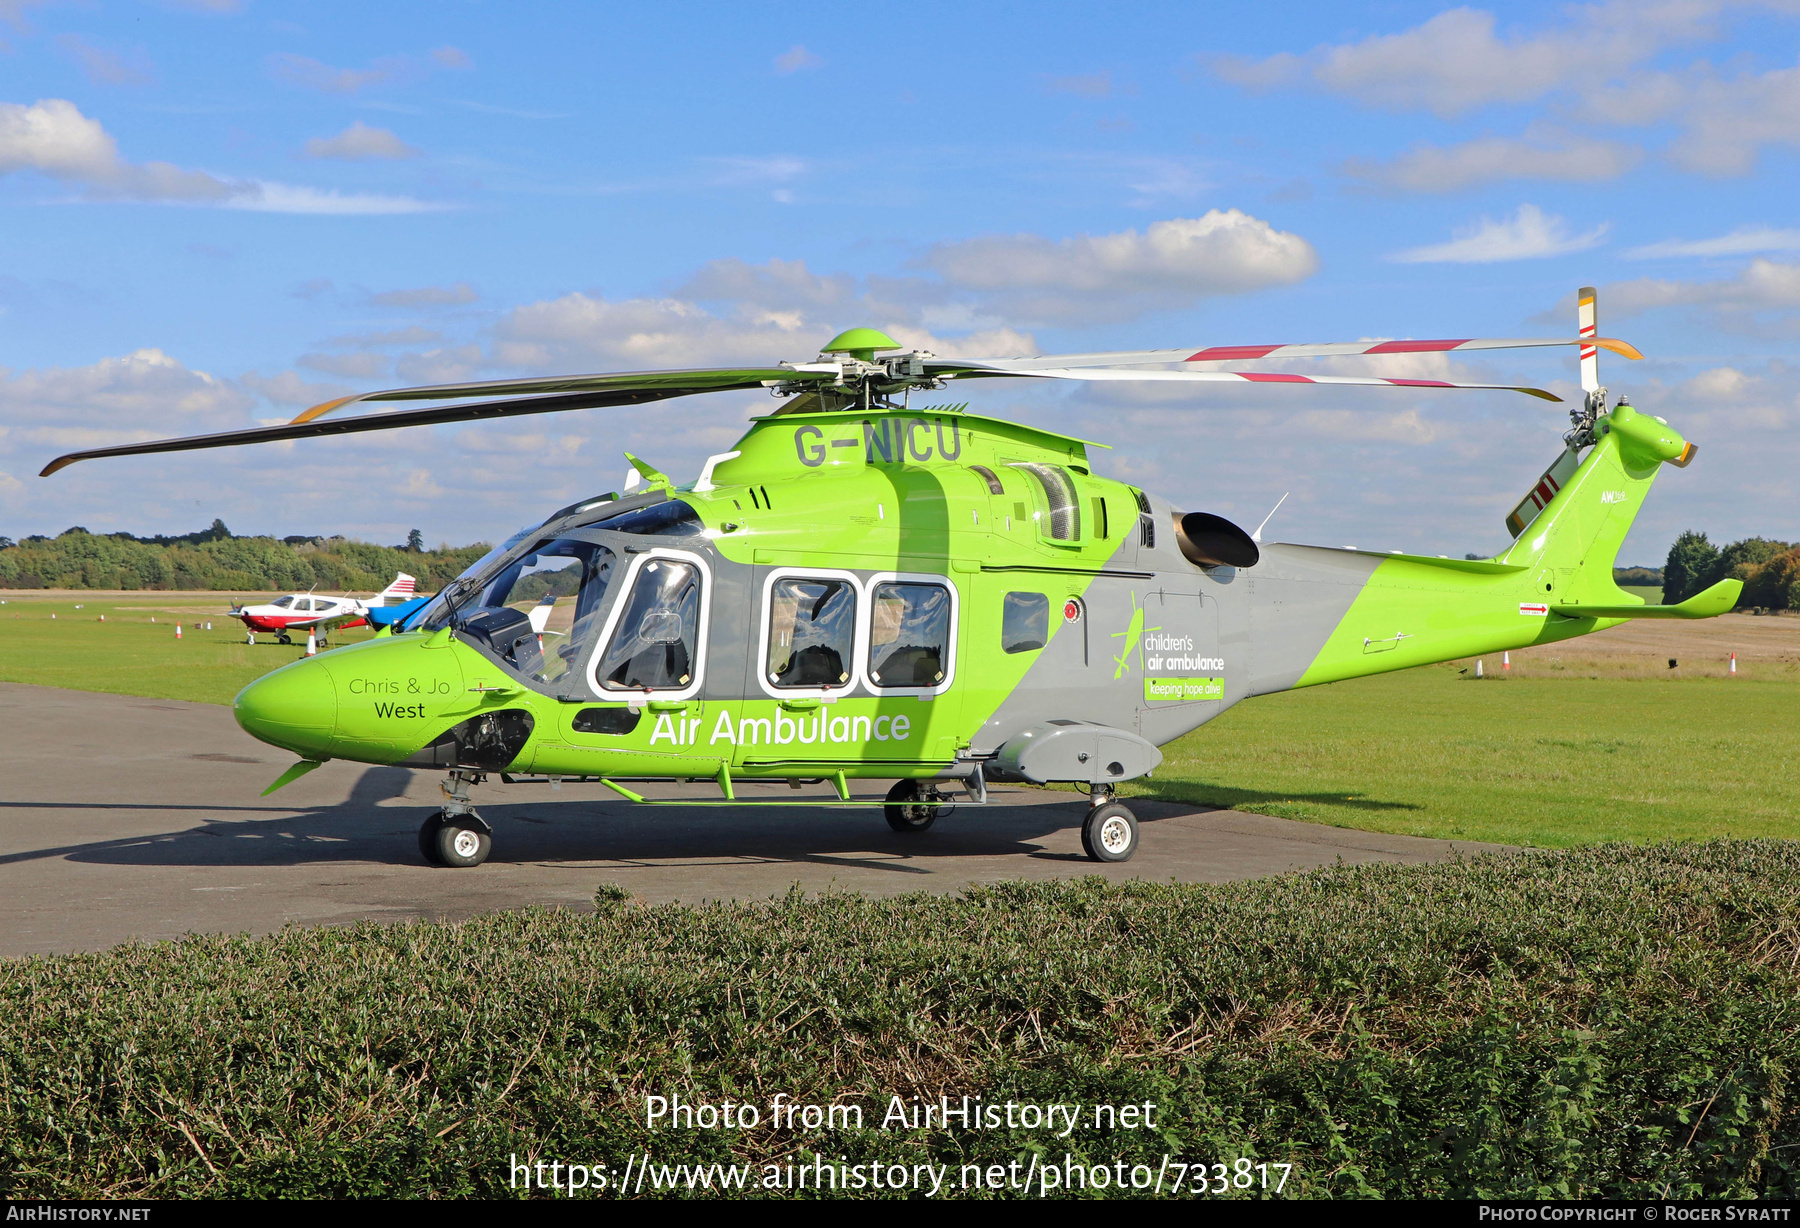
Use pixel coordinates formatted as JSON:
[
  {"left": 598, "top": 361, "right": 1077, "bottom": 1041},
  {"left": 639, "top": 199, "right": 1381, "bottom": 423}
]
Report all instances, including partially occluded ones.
[{"left": 1552, "top": 578, "right": 1742, "bottom": 621}]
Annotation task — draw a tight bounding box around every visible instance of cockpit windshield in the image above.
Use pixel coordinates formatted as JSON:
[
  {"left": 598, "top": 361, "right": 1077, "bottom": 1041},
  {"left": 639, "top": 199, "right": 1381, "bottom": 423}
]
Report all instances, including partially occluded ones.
[{"left": 443, "top": 537, "right": 618, "bottom": 685}]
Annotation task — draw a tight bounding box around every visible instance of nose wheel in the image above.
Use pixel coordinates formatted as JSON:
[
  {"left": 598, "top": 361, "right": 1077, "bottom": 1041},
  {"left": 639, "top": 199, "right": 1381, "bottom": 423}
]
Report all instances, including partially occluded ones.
[
  {"left": 1081, "top": 795, "right": 1139, "bottom": 863},
  {"left": 420, "top": 770, "right": 493, "bottom": 867},
  {"left": 419, "top": 810, "right": 492, "bottom": 867}
]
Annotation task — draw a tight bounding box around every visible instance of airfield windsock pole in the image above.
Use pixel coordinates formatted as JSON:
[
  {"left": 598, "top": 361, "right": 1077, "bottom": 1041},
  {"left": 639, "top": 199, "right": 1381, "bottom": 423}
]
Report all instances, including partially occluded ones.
[{"left": 305, "top": 628, "right": 317, "bottom": 657}]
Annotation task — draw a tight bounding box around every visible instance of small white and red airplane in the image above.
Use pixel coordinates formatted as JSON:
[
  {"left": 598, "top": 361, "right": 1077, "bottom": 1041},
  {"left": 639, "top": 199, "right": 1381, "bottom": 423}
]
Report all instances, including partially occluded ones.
[{"left": 231, "top": 573, "right": 417, "bottom": 645}]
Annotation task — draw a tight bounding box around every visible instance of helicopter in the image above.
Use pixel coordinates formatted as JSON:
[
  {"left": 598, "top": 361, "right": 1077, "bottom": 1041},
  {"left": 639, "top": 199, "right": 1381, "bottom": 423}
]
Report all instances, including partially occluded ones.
[{"left": 41, "top": 286, "right": 1740, "bottom": 868}]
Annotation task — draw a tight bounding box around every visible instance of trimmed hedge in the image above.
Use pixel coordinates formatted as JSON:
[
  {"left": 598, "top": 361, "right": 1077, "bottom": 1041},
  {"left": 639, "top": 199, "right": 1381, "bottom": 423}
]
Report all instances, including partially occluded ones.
[{"left": 4, "top": 842, "right": 1800, "bottom": 1198}]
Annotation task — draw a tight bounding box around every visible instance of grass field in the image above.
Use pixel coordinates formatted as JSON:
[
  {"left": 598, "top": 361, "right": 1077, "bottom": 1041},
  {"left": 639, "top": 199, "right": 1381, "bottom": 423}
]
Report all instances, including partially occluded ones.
[
  {"left": 2, "top": 593, "right": 1794, "bottom": 849},
  {"left": 0, "top": 592, "right": 378, "bottom": 705},
  {"left": 4, "top": 845, "right": 1798, "bottom": 1198}
]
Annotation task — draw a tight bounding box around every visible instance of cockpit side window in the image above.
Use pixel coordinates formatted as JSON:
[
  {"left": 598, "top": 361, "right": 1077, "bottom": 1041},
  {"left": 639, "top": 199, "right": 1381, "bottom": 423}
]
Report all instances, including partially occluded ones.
[
  {"left": 595, "top": 559, "right": 701, "bottom": 691},
  {"left": 766, "top": 577, "right": 855, "bottom": 688},
  {"left": 453, "top": 540, "right": 616, "bottom": 686},
  {"left": 270, "top": 596, "right": 294, "bottom": 609}
]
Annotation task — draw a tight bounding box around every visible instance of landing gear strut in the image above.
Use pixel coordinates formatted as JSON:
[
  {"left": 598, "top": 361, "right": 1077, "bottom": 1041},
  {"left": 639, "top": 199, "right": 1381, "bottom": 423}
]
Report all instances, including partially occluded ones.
[
  {"left": 420, "top": 770, "right": 492, "bottom": 867},
  {"left": 1081, "top": 786, "right": 1138, "bottom": 863}
]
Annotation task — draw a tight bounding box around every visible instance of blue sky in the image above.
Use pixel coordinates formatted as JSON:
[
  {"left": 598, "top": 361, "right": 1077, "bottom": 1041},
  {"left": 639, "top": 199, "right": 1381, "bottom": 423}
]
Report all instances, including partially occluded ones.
[{"left": 2, "top": 0, "right": 1797, "bottom": 564}]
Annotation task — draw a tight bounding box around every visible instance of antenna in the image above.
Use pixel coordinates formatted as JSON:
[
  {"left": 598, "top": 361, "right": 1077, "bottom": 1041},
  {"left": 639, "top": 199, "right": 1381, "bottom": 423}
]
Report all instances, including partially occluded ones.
[{"left": 1251, "top": 492, "right": 1289, "bottom": 543}]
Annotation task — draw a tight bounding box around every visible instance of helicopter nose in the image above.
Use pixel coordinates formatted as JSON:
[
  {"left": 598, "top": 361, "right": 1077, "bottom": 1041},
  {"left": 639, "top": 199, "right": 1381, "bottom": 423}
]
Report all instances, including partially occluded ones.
[{"left": 234, "top": 657, "right": 338, "bottom": 758}]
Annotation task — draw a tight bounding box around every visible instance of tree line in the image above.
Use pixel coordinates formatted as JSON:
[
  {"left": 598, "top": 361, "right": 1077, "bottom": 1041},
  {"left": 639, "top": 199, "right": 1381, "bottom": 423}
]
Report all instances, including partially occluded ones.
[
  {"left": 1664, "top": 532, "right": 1799, "bottom": 609},
  {"left": 0, "top": 522, "right": 489, "bottom": 593}
]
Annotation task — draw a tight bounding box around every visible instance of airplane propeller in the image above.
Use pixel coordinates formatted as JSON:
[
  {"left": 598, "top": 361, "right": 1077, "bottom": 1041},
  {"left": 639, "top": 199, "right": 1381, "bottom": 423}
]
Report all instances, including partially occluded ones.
[{"left": 38, "top": 328, "right": 1640, "bottom": 477}]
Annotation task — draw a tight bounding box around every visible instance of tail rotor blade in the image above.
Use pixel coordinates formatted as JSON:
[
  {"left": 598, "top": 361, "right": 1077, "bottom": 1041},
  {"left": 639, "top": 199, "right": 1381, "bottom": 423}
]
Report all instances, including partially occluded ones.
[{"left": 1578, "top": 287, "right": 1600, "bottom": 394}]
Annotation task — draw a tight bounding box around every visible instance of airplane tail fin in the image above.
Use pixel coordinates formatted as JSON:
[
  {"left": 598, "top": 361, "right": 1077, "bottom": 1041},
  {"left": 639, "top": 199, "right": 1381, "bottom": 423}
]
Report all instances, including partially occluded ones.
[
  {"left": 373, "top": 572, "right": 418, "bottom": 607},
  {"left": 526, "top": 593, "right": 558, "bottom": 633}
]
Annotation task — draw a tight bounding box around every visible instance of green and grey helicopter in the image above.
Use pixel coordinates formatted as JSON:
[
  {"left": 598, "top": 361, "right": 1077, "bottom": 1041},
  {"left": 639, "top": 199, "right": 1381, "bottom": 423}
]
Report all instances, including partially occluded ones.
[{"left": 42, "top": 287, "right": 1738, "bottom": 867}]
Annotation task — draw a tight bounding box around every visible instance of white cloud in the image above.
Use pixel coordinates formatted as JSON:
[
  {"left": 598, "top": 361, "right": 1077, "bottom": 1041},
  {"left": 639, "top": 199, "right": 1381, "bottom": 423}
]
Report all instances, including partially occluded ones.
[
  {"left": 676, "top": 257, "right": 855, "bottom": 311},
  {"left": 492, "top": 292, "right": 807, "bottom": 370},
  {"left": 1211, "top": 5, "right": 1708, "bottom": 118},
  {"left": 1604, "top": 258, "right": 1800, "bottom": 315},
  {"left": 369, "top": 282, "right": 479, "bottom": 307},
  {"left": 222, "top": 183, "right": 450, "bottom": 214},
  {"left": 924, "top": 211, "right": 1318, "bottom": 324},
  {"left": 1344, "top": 133, "right": 1642, "bottom": 192},
  {"left": 1625, "top": 226, "right": 1800, "bottom": 259},
  {"left": 1391, "top": 204, "right": 1608, "bottom": 264},
  {"left": 0, "top": 350, "right": 249, "bottom": 461},
  {"left": 773, "top": 45, "right": 821, "bottom": 75},
  {"left": 238, "top": 370, "right": 352, "bottom": 408},
  {"left": 431, "top": 46, "right": 472, "bottom": 70},
  {"left": 0, "top": 99, "right": 446, "bottom": 212},
  {"left": 1664, "top": 61, "right": 1800, "bottom": 175},
  {"left": 1208, "top": 5, "right": 1800, "bottom": 180},
  {"left": 302, "top": 120, "right": 419, "bottom": 161},
  {"left": 394, "top": 345, "right": 482, "bottom": 385},
  {"left": 0, "top": 98, "right": 232, "bottom": 201}
]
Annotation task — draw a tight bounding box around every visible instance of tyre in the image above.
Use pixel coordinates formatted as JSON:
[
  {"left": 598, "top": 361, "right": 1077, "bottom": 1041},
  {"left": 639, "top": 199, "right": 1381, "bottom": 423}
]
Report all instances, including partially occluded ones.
[
  {"left": 276, "top": 632, "right": 291, "bottom": 645},
  {"left": 432, "top": 815, "right": 492, "bottom": 868},
  {"left": 883, "top": 779, "right": 937, "bottom": 833},
  {"left": 1082, "top": 802, "right": 1138, "bottom": 863},
  {"left": 417, "top": 811, "right": 448, "bottom": 865}
]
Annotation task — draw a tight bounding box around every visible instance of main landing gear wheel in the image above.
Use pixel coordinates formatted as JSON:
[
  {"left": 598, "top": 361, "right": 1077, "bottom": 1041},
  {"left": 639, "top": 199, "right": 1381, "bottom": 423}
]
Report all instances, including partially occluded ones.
[
  {"left": 276, "top": 631, "right": 292, "bottom": 645},
  {"left": 1082, "top": 801, "right": 1139, "bottom": 863},
  {"left": 884, "top": 779, "right": 941, "bottom": 833},
  {"left": 419, "top": 809, "right": 492, "bottom": 868}
]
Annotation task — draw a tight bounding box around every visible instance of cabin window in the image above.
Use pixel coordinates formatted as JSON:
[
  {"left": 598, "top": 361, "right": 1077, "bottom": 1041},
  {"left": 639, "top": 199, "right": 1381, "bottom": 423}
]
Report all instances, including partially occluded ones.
[
  {"left": 596, "top": 558, "right": 701, "bottom": 691},
  {"left": 868, "top": 582, "right": 952, "bottom": 687},
  {"left": 1001, "top": 592, "right": 1049, "bottom": 653},
  {"left": 1010, "top": 463, "right": 1081, "bottom": 541},
  {"left": 766, "top": 577, "right": 856, "bottom": 688},
  {"left": 271, "top": 596, "right": 293, "bottom": 609}
]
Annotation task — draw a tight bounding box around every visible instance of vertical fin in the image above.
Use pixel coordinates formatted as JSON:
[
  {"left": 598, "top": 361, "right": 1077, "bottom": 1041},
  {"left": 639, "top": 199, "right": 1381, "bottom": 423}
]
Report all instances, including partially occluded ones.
[{"left": 1578, "top": 286, "right": 1599, "bottom": 394}]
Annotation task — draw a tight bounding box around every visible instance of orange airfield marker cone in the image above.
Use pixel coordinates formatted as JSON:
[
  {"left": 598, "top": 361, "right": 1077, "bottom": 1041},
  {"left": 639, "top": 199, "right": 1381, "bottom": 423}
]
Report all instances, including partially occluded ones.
[
  {"left": 1503, "top": 651, "right": 1511, "bottom": 671},
  {"left": 1730, "top": 652, "right": 1737, "bottom": 676},
  {"left": 305, "top": 628, "right": 317, "bottom": 657},
  {"left": 175, "top": 623, "right": 182, "bottom": 639}
]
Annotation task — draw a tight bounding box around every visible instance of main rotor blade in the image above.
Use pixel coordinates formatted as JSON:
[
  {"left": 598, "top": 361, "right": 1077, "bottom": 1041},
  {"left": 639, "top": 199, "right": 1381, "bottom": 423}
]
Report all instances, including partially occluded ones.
[
  {"left": 287, "top": 365, "right": 817, "bottom": 425},
  {"left": 39, "top": 379, "right": 808, "bottom": 476},
  {"left": 942, "top": 365, "right": 1563, "bottom": 401},
  {"left": 930, "top": 336, "right": 1641, "bottom": 372}
]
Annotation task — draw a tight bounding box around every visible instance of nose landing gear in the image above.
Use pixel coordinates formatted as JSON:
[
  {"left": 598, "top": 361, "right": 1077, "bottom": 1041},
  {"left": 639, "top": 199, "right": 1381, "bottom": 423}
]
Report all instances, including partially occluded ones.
[
  {"left": 1082, "top": 786, "right": 1138, "bottom": 863},
  {"left": 420, "top": 770, "right": 493, "bottom": 867}
]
